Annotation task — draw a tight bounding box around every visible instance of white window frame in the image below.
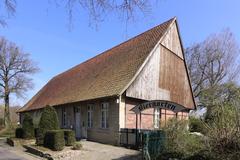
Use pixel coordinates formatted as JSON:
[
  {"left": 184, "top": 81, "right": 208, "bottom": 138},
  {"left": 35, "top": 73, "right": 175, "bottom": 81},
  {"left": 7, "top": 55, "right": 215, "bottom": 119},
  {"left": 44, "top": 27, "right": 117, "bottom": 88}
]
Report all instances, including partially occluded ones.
[
  {"left": 87, "top": 104, "right": 93, "bottom": 128},
  {"left": 154, "top": 108, "right": 160, "bottom": 129},
  {"left": 101, "top": 102, "right": 109, "bottom": 129}
]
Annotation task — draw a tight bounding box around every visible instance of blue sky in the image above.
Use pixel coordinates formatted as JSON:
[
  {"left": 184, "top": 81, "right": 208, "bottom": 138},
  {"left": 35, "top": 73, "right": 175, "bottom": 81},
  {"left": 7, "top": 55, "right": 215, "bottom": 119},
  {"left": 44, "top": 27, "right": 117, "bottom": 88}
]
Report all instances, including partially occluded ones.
[{"left": 0, "top": 0, "right": 239, "bottom": 106}]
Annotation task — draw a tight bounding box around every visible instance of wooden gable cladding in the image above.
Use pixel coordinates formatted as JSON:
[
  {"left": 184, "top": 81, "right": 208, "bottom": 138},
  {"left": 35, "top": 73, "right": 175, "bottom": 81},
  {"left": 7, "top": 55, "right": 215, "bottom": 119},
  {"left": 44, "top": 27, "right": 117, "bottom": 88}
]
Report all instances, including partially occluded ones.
[
  {"left": 126, "top": 45, "right": 170, "bottom": 101},
  {"left": 126, "top": 20, "right": 195, "bottom": 109},
  {"left": 125, "top": 44, "right": 194, "bottom": 109},
  {"left": 161, "top": 22, "right": 183, "bottom": 59},
  {"left": 159, "top": 46, "right": 194, "bottom": 109}
]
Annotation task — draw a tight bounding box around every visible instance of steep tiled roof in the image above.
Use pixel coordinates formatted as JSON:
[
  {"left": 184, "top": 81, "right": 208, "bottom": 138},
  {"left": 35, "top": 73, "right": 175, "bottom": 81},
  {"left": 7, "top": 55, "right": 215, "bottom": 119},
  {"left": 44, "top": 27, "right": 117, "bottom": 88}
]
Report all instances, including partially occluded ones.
[{"left": 19, "top": 18, "right": 174, "bottom": 112}]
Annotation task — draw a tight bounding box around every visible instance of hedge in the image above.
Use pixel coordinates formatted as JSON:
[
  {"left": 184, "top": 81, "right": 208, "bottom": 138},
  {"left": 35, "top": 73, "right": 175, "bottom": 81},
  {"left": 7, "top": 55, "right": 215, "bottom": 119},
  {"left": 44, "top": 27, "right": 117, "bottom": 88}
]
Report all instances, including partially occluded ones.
[
  {"left": 15, "top": 128, "right": 24, "bottom": 138},
  {"left": 44, "top": 130, "right": 65, "bottom": 151},
  {"left": 22, "top": 113, "right": 34, "bottom": 139},
  {"left": 34, "top": 128, "right": 39, "bottom": 138},
  {"left": 36, "top": 105, "right": 59, "bottom": 145},
  {"left": 63, "top": 129, "right": 76, "bottom": 146}
]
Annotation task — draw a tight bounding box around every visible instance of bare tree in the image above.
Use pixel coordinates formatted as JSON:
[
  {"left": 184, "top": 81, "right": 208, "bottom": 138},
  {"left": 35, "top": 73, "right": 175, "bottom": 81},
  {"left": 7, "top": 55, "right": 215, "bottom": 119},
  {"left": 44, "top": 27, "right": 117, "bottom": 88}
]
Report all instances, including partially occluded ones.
[
  {"left": 61, "top": 0, "right": 152, "bottom": 27},
  {"left": 185, "top": 29, "right": 240, "bottom": 100},
  {"left": 185, "top": 29, "right": 240, "bottom": 122},
  {"left": 0, "top": 0, "right": 16, "bottom": 27},
  {"left": 1, "top": 0, "right": 152, "bottom": 28},
  {"left": 0, "top": 37, "right": 39, "bottom": 128}
]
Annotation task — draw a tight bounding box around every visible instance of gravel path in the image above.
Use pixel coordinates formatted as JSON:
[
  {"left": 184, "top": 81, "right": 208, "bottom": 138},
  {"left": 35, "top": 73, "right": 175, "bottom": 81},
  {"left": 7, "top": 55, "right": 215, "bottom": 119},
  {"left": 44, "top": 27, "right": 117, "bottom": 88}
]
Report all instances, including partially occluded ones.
[{"left": 53, "top": 141, "right": 142, "bottom": 160}]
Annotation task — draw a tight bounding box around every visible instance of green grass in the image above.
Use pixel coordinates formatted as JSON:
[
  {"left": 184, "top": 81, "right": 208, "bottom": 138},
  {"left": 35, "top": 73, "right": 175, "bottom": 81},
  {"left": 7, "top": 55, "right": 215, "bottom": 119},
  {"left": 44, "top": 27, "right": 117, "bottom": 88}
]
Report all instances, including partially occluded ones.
[{"left": 0, "top": 124, "right": 18, "bottom": 138}]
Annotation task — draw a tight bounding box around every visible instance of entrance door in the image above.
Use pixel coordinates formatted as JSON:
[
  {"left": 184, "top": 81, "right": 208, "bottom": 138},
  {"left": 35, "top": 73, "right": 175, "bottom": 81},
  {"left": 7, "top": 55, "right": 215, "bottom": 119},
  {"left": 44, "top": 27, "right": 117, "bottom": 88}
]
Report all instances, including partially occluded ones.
[{"left": 75, "top": 107, "right": 81, "bottom": 138}]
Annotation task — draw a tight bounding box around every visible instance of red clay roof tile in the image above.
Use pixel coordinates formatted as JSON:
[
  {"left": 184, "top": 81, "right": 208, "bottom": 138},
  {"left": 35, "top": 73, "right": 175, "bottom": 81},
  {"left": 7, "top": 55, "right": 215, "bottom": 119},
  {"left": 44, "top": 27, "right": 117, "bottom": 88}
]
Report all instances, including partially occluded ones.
[{"left": 19, "top": 18, "right": 174, "bottom": 112}]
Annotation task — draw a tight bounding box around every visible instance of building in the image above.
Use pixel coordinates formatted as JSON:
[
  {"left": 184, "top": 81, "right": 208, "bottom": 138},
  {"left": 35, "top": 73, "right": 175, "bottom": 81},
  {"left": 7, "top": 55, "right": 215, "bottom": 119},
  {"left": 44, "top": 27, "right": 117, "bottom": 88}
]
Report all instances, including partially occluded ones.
[{"left": 18, "top": 17, "right": 196, "bottom": 145}]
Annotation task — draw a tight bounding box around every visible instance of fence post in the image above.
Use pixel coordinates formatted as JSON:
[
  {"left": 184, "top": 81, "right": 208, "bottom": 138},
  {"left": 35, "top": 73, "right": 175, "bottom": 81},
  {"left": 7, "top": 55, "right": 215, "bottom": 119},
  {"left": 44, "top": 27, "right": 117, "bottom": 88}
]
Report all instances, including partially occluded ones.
[
  {"left": 126, "top": 129, "right": 128, "bottom": 146},
  {"left": 135, "top": 114, "right": 138, "bottom": 148}
]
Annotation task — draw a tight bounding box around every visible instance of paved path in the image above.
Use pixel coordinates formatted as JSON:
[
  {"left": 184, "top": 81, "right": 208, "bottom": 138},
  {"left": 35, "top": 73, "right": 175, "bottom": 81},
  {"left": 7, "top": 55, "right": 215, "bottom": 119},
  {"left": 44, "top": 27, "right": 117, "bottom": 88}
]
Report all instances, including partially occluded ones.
[
  {"left": 52, "top": 141, "right": 142, "bottom": 160},
  {"left": 0, "top": 138, "right": 41, "bottom": 160}
]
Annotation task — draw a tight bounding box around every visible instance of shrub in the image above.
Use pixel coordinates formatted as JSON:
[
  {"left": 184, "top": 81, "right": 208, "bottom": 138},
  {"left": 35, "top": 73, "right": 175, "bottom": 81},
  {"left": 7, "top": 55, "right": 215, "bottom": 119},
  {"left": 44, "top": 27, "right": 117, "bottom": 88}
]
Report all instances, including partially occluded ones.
[
  {"left": 63, "top": 129, "right": 76, "bottom": 146},
  {"left": 189, "top": 117, "right": 206, "bottom": 134},
  {"left": 205, "top": 104, "right": 240, "bottom": 158},
  {"left": 72, "top": 142, "right": 82, "bottom": 150},
  {"left": 44, "top": 130, "right": 65, "bottom": 151},
  {"left": 15, "top": 128, "right": 24, "bottom": 138},
  {"left": 36, "top": 105, "right": 59, "bottom": 145},
  {"left": 0, "top": 118, "right": 4, "bottom": 128},
  {"left": 158, "top": 118, "right": 205, "bottom": 159},
  {"left": 183, "top": 150, "right": 215, "bottom": 160},
  {"left": 22, "top": 113, "right": 34, "bottom": 139}
]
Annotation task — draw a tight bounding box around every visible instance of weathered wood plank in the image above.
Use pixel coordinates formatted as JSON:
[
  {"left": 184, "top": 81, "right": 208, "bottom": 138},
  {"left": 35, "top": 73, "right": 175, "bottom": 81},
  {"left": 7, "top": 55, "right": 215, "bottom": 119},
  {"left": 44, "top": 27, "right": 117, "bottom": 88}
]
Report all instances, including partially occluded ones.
[
  {"left": 159, "top": 46, "right": 194, "bottom": 108},
  {"left": 126, "top": 45, "right": 170, "bottom": 101},
  {"left": 161, "top": 22, "right": 183, "bottom": 59}
]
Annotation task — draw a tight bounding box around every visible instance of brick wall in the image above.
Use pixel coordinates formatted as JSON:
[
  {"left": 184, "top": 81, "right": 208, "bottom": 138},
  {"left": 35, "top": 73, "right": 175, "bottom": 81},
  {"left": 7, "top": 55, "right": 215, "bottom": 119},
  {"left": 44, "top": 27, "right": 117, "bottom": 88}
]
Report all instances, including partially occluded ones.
[{"left": 125, "top": 97, "right": 189, "bottom": 129}]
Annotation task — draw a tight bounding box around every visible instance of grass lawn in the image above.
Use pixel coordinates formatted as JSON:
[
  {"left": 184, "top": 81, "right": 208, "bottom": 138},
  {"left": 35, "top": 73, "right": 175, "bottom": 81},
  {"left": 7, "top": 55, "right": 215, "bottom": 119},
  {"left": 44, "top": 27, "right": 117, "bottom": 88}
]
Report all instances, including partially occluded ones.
[{"left": 0, "top": 125, "right": 18, "bottom": 137}]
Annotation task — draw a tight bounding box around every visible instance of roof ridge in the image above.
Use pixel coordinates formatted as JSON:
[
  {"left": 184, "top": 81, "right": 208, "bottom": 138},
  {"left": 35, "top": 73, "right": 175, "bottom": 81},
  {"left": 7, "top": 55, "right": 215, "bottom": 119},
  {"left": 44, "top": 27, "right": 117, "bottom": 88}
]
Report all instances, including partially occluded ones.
[
  {"left": 19, "top": 17, "right": 176, "bottom": 112},
  {"left": 54, "top": 17, "right": 175, "bottom": 79},
  {"left": 81, "top": 17, "right": 175, "bottom": 64}
]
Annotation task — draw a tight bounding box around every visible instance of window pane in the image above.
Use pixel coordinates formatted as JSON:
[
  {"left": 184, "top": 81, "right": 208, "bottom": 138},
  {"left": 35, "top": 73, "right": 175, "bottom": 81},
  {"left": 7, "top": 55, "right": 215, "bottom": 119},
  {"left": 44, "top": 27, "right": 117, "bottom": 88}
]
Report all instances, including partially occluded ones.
[
  {"left": 87, "top": 104, "right": 94, "bottom": 128},
  {"left": 100, "top": 102, "right": 109, "bottom": 128}
]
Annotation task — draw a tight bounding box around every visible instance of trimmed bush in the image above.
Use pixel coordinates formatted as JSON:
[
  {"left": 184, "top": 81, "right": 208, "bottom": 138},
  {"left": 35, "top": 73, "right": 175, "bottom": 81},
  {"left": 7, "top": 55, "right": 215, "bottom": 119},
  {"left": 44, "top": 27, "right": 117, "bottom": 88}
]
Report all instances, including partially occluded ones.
[
  {"left": 36, "top": 105, "right": 59, "bottom": 145},
  {"left": 22, "top": 113, "right": 34, "bottom": 139},
  {"left": 15, "top": 128, "right": 24, "bottom": 138},
  {"left": 44, "top": 130, "right": 65, "bottom": 151},
  {"left": 63, "top": 129, "right": 76, "bottom": 146},
  {"left": 34, "top": 128, "right": 39, "bottom": 138},
  {"left": 72, "top": 142, "right": 82, "bottom": 150}
]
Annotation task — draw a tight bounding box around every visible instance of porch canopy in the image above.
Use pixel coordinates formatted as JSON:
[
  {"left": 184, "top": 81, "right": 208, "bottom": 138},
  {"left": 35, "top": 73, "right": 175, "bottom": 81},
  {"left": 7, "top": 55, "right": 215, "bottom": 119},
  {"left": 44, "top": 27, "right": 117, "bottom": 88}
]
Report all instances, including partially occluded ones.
[
  {"left": 130, "top": 100, "right": 188, "bottom": 145},
  {"left": 131, "top": 100, "right": 187, "bottom": 114}
]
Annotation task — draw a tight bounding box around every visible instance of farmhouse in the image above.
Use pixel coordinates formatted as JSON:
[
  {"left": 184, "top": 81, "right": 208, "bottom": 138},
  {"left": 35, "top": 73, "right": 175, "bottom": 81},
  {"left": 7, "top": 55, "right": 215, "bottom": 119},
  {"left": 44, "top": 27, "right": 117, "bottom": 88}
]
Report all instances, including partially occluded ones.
[{"left": 18, "top": 17, "right": 195, "bottom": 145}]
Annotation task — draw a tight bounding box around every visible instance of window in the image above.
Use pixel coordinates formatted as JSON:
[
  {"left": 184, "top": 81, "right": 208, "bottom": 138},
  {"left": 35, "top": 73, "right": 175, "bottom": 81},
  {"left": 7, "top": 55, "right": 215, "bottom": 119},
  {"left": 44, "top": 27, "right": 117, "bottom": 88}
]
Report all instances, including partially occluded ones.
[
  {"left": 101, "top": 102, "right": 109, "bottom": 128},
  {"left": 154, "top": 108, "right": 160, "bottom": 129},
  {"left": 87, "top": 104, "right": 93, "bottom": 128}
]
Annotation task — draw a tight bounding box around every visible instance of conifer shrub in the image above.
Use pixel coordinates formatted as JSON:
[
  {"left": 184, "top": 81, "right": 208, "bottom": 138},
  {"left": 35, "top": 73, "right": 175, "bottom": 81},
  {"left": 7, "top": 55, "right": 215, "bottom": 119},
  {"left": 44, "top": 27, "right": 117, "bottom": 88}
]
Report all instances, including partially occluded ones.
[
  {"left": 15, "top": 128, "right": 24, "bottom": 138},
  {"left": 22, "top": 113, "right": 34, "bottom": 139},
  {"left": 44, "top": 130, "right": 64, "bottom": 151},
  {"left": 36, "top": 105, "right": 59, "bottom": 145},
  {"left": 34, "top": 128, "right": 39, "bottom": 138},
  {"left": 63, "top": 129, "right": 76, "bottom": 146}
]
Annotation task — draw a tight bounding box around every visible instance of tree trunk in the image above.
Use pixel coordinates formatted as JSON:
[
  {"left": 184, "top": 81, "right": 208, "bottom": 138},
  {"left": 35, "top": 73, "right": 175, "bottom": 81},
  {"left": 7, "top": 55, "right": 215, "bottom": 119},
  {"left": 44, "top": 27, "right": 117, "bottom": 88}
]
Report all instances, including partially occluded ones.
[{"left": 4, "top": 87, "right": 12, "bottom": 129}]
